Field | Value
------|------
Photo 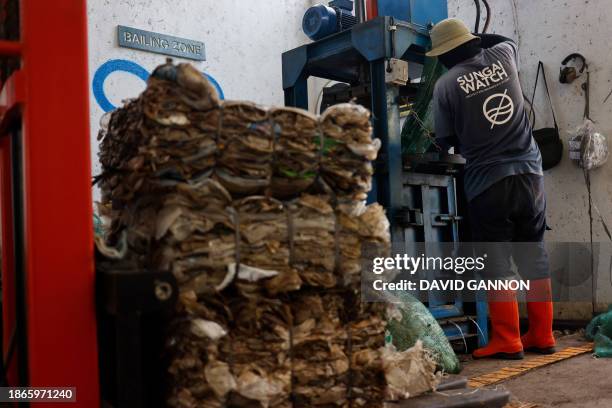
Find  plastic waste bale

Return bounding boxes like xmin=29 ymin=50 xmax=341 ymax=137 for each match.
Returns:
xmin=586 ymin=305 xmax=612 ymax=358
xmin=385 ymin=291 xmax=462 ymax=374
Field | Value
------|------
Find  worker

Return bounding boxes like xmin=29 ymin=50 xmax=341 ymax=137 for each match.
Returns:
xmin=427 ymin=18 xmax=555 ymax=359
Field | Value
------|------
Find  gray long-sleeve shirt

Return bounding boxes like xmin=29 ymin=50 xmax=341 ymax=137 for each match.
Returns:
xmin=433 ymin=41 xmax=543 ymax=201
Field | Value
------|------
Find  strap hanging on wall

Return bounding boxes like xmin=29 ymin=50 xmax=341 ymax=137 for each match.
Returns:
xmin=530 ymin=61 xmax=563 ymax=170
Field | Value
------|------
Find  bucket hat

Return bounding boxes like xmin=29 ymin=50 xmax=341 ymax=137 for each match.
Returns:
xmin=426 ymin=18 xmax=479 ymax=57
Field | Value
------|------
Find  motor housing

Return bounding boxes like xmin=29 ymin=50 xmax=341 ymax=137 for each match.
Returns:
xmin=303 ymin=1 xmax=358 ymax=41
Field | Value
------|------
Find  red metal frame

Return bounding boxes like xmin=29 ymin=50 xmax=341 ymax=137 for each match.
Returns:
xmin=0 ymin=1 xmax=99 ymax=407
xmin=366 ymin=0 xmax=378 ymax=20
xmin=0 ymin=40 xmax=21 ymax=56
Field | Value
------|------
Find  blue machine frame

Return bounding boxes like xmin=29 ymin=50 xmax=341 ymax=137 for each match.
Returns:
xmin=283 ymin=16 xmax=428 ymax=222
xmin=377 ymin=0 xmax=448 ymax=26
xmin=282 ymin=10 xmax=488 ymax=348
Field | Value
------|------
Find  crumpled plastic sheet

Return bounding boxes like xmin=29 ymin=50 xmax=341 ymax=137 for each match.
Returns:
xmin=586 ymin=305 xmax=612 ymax=358
xmin=382 ymin=341 xmax=441 ymax=400
xmin=96 ymin=60 xmax=435 ymax=407
xmin=568 ymin=119 xmax=609 ymax=170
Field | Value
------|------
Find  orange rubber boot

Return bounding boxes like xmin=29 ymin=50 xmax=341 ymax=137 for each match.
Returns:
xmin=521 ymin=278 xmax=556 ymax=354
xmin=473 ymin=290 xmax=524 ymax=360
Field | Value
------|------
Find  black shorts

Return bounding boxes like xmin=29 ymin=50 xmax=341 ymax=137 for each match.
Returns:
xmin=468 ymin=173 xmax=550 ymax=280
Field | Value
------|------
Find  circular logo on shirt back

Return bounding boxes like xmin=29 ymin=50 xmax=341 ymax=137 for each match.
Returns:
xmin=483 ymin=89 xmax=514 ymax=129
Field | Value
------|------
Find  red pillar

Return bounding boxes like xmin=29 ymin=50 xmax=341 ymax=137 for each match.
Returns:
xmin=17 ymin=0 xmax=99 ymax=406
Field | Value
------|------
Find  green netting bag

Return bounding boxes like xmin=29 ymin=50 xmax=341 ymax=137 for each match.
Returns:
xmin=385 ymin=291 xmax=462 ymax=374
xmin=586 ymin=305 xmax=612 ymax=358
xmin=401 ymin=58 xmax=446 ymax=155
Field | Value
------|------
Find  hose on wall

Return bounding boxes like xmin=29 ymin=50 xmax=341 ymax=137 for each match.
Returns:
xmin=473 ymin=0 xmax=481 ymax=32
xmin=481 ymin=0 xmax=491 ymax=33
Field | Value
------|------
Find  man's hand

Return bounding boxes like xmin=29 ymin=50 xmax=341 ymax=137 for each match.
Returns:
xmin=435 ymin=134 xmax=460 ymax=153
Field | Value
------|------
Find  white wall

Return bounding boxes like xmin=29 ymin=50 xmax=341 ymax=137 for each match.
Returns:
xmin=514 ymin=0 xmax=612 ymax=244
xmin=450 ymin=0 xmax=612 ymax=246
xmin=514 ymin=0 xmax=612 ymax=317
xmin=451 ymin=0 xmax=612 ymax=317
xmin=448 ymin=0 xmax=518 ymax=39
xmin=87 ymin=0 xmax=315 ymax=197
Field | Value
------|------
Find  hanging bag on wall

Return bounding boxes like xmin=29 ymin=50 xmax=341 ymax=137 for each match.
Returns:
xmin=530 ymin=61 xmax=563 ymax=170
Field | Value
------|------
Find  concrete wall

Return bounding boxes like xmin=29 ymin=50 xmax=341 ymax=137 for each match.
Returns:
xmin=450 ymin=0 xmax=612 ymax=317
xmin=514 ymin=0 xmax=612 ymax=317
xmin=448 ymin=0 xmax=518 ymax=39
xmin=87 ymin=0 xmax=315 ymax=197
xmin=515 ymin=0 xmax=612 ymax=244
xmin=450 ymin=0 xmax=611 ymax=245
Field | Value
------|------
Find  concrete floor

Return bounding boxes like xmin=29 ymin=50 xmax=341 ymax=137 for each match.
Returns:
xmin=458 ymin=333 xmax=612 ymax=408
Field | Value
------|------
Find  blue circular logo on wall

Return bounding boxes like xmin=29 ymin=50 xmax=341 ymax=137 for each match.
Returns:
xmin=92 ymin=59 xmax=224 ymax=112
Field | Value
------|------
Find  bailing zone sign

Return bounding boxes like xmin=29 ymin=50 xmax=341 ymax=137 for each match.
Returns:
xmin=117 ymin=25 xmax=205 ymax=61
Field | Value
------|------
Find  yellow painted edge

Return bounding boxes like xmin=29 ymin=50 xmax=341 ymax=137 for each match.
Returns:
xmin=469 ymin=343 xmax=594 ymax=388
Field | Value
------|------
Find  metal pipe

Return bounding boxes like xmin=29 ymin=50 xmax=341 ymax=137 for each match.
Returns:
xmin=354 ymin=0 xmax=366 ymax=23
xmin=473 ymin=0 xmax=481 ymax=33
xmin=0 ymin=40 xmax=21 ymax=57
xmin=481 ymin=0 xmax=491 ymax=33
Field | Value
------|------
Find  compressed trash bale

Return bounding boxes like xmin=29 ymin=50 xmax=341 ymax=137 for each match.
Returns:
xmin=140 ymin=64 xmax=220 ymax=181
xmin=153 ymin=179 xmax=236 ymax=295
xmin=98 ymin=62 xmax=381 ymax=204
xmin=269 ymin=107 xmax=320 ymax=198
xmin=95 ymin=60 xmax=432 ymax=408
xmin=234 ymin=196 xmax=302 ymax=297
xmin=344 ymin=300 xmax=387 ymax=408
xmin=291 ymin=293 xmax=350 ymax=407
xmin=348 ymin=326 xmax=386 ymax=407
xmin=337 ymin=203 xmax=390 ymax=287
xmin=221 ymin=297 xmax=293 ymax=408
xmin=98 ymin=61 xmax=220 ymax=205
xmin=349 ymin=348 xmax=385 ymax=408
xmin=166 ymin=291 xmax=233 ymax=408
xmin=289 ymin=195 xmax=338 ymax=289
xmin=146 ymin=59 xmax=221 ymax=115
xmin=215 ymin=101 xmax=274 ymax=195
xmin=319 ymin=104 xmax=380 ymax=201
xmin=98 ymin=98 xmax=156 ymax=205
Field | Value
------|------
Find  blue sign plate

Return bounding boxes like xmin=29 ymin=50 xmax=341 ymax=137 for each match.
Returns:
xmin=117 ymin=25 xmax=205 ymax=61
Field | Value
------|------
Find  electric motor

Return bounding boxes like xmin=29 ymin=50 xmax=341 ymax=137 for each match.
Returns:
xmin=303 ymin=1 xmax=358 ymax=41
